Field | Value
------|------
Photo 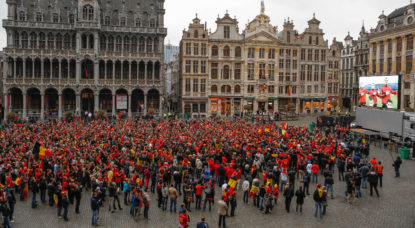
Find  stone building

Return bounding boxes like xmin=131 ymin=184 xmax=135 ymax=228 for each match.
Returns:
xmin=341 ymin=33 xmax=357 ymax=109
xmin=2 ymin=0 xmax=167 ymax=120
xmin=369 ymin=2 xmax=415 ymax=110
xmin=327 ymin=38 xmax=342 ymax=111
xmin=180 ymin=2 xmax=338 ymax=118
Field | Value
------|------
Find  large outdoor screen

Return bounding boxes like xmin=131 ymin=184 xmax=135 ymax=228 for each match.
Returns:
xmin=358 ymin=75 xmax=400 ymax=109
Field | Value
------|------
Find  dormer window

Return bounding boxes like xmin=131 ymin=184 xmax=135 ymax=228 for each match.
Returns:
xmin=19 ymin=11 xmax=26 ymax=21
xmin=120 ymin=17 xmax=126 ymax=26
xmin=150 ymin=19 xmax=155 ymax=28
xmin=36 ymin=12 xmax=42 ymax=22
xmin=53 ymin=13 xmax=59 ymax=23
xmin=69 ymin=14 xmax=75 ymax=24
xmin=104 ymin=16 xmax=110 ymax=26
xmin=83 ymin=5 xmax=94 ymax=21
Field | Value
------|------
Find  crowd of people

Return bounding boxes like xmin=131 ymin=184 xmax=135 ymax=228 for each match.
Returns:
xmin=0 ymin=117 xmax=403 ymax=228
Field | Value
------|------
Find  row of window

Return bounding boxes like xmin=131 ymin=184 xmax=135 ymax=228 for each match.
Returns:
xmin=184 ymin=43 xmax=207 ymax=56
xmin=184 ymin=78 xmax=207 ymax=94
xmin=14 ymin=32 xmax=75 ymax=49
xmin=99 ymin=36 xmax=159 ymax=53
xmin=300 ymin=65 xmax=326 ymax=81
xmin=372 ymin=34 xmax=414 ymax=55
xmin=342 ymin=58 xmax=354 ymax=70
xmin=18 ymin=11 xmax=74 ymax=24
xmin=278 ymin=59 xmax=298 ymax=69
xmin=184 ymin=60 xmax=208 ymax=74
xmin=372 ymin=56 xmax=413 ymax=74
xmin=328 ymin=61 xmax=339 ymax=69
xmin=300 ymin=49 xmax=327 ymax=61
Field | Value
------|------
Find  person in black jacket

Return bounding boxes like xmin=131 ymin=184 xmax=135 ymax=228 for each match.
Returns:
xmin=47 ymin=179 xmax=56 ymax=207
xmin=295 ymin=186 xmax=305 ymax=213
xmin=368 ymin=168 xmax=379 ymax=197
xmin=392 ymin=156 xmax=402 ymax=177
xmin=62 ymin=191 xmax=69 ymax=221
xmin=313 ymin=184 xmax=323 ymax=218
xmin=30 ymin=176 xmax=39 ymax=209
xmin=283 ymin=183 xmax=294 ymax=213
xmin=91 ymin=192 xmax=100 ymax=226
xmin=39 ymin=176 xmax=47 ymax=203
xmin=74 ymin=184 xmax=82 ymax=214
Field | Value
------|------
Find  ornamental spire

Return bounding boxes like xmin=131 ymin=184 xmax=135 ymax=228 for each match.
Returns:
xmin=261 ymin=0 xmax=265 ymax=14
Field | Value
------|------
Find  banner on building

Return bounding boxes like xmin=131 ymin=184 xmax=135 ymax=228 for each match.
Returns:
xmin=116 ymin=94 xmax=128 ymax=110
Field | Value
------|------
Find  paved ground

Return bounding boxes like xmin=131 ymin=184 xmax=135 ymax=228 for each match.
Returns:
xmin=10 ymin=117 xmax=415 ymax=228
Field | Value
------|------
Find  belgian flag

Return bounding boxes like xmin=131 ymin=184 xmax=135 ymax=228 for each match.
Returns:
xmin=32 ymin=142 xmax=46 ymax=160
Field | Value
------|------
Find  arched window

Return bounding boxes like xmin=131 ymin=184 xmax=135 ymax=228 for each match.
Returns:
xmin=115 ymin=36 xmax=122 ymax=52
xmin=14 ymin=32 xmax=19 ymax=48
xmin=47 ymin=33 xmax=54 ymax=49
xmin=309 ymin=36 xmax=312 ymax=45
xmin=100 ymin=36 xmax=106 ymax=51
xmin=21 ymin=32 xmax=28 ymax=48
xmin=139 ymin=37 xmax=145 ymax=52
xmin=124 ymin=36 xmax=130 ymax=52
xmin=223 ymin=46 xmax=230 ymax=57
xmin=212 ymin=45 xmax=218 ymax=56
xmin=39 ymin=33 xmax=45 ymax=49
xmin=136 ymin=18 xmax=141 ymax=27
xmin=89 ymin=34 xmax=94 ymax=49
xmin=120 ymin=17 xmax=126 ymax=26
xmin=223 ymin=65 xmax=230 ymax=79
xmin=104 ymin=16 xmax=110 ymax=25
xmin=19 ymin=11 xmax=26 ymax=21
xmin=83 ymin=5 xmax=94 ymax=21
xmin=235 ymin=85 xmax=241 ymax=93
xmin=56 ymin=33 xmax=62 ymax=49
xmin=64 ymin=33 xmax=71 ymax=49
xmin=30 ymin=32 xmax=37 ymax=49
xmin=150 ymin=19 xmax=155 ymax=28
xmin=235 ymin=46 xmax=241 ymax=58
xmin=194 ymin=30 xmax=198 ymax=38
xmin=131 ymin=36 xmax=137 ymax=52
xmin=108 ymin=36 xmax=114 ymax=51
xmin=147 ymin=38 xmax=153 ymax=53
xmin=211 ymin=85 xmax=218 ymax=93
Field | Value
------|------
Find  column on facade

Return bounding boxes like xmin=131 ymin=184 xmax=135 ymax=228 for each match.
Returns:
xmin=144 ymin=93 xmax=148 ymax=115
xmin=94 ymin=60 xmax=99 ymax=84
xmin=402 ymin=36 xmax=407 ymax=73
xmin=32 ymin=60 xmax=35 ymax=78
xmin=112 ymin=62 xmax=115 ymax=83
xmin=13 ymin=60 xmax=16 ymax=79
xmin=104 ymin=60 xmax=107 ymax=80
xmin=76 ymin=61 xmax=81 ymax=83
xmin=128 ymin=92 xmax=132 ymax=118
xmin=121 ymin=61 xmax=124 ymax=80
xmin=58 ymin=92 xmax=62 ymax=119
xmin=392 ymin=38 xmax=397 ymax=73
xmin=22 ymin=92 xmax=27 ymax=119
xmin=159 ymin=94 xmax=163 ymax=116
xmin=128 ymin=62 xmax=132 ymax=81
xmin=23 ymin=59 xmax=26 ymax=78
xmin=375 ymin=41 xmax=380 ymax=74
xmin=58 ymin=59 xmax=62 ymax=79
xmin=40 ymin=59 xmax=44 ymax=80
xmin=275 ymin=99 xmax=279 ymax=113
xmin=40 ymin=92 xmax=45 ymax=120
xmin=112 ymin=92 xmax=116 ymax=116
xmin=253 ymin=101 xmax=258 ymax=114
xmin=50 ymin=60 xmax=53 ymax=78
xmin=76 ymin=92 xmax=81 ymax=115
xmin=296 ymin=98 xmax=300 ymax=114
xmin=310 ymin=99 xmax=314 ymax=114
xmin=94 ymin=91 xmax=99 ymax=115
xmin=144 ymin=62 xmax=147 ymax=84
xmin=383 ymin=41 xmax=388 ymax=74
xmin=3 ymin=93 xmax=8 ymax=118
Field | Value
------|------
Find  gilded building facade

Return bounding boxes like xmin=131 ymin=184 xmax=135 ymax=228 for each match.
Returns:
xmin=3 ymin=0 xmax=167 ymax=120
xmin=180 ymin=2 xmax=339 ymax=117
xmin=369 ymin=3 xmax=415 ymax=110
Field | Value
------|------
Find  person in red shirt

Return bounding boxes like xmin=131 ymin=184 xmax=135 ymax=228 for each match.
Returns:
xmin=359 ymin=87 xmax=369 ymax=106
xmin=376 ymin=161 xmax=384 ymax=188
xmin=370 ymin=157 xmax=377 ymax=167
xmin=179 ymin=205 xmax=190 ymax=228
xmin=311 ymin=163 xmax=320 ymax=183
xmin=194 ymin=182 xmax=205 ymax=210
xmin=369 ymin=83 xmax=379 ymax=107
xmin=380 ymin=78 xmax=397 ymax=108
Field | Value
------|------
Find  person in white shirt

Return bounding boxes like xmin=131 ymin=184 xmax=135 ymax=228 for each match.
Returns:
xmin=242 ymin=179 xmax=250 ymax=204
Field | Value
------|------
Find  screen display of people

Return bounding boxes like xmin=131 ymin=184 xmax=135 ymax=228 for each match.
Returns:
xmin=358 ymin=75 xmax=400 ymax=109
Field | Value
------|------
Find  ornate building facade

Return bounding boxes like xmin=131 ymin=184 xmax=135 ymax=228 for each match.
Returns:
xmin=3 ymin=0 xmax=167 ymax=120
xmin=369 ymin=3 xmax=415 ymax=110
xmin=341 ymin=33 xmax=357 ymax=109
xmin=180 ymin=2 xmax=339 ymax=117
